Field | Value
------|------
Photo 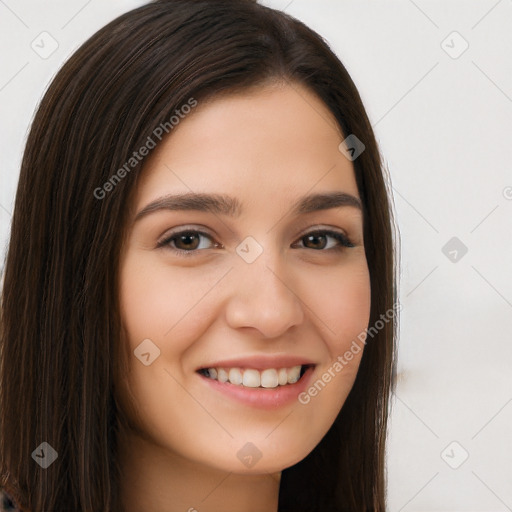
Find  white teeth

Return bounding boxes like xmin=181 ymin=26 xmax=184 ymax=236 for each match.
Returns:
xmin=201 ymin=364 xmax=305 ymax=388
xmin=287 ymin=365 xmax=301 ymax=384
xmin=260 ymin=369 xmax=278 ymax=388
xmin=242 ymin=369 xmax=260 ymax=388
xmin=228 ymin=368 xmax=243 ymax=385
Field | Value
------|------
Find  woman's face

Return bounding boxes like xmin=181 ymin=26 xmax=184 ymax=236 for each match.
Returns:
xmin=116 ymin=82 xmax=371 ymax=475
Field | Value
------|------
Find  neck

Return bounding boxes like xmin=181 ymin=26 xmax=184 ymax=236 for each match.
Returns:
xmin=117 ymin=426 xmax=281 ymax=512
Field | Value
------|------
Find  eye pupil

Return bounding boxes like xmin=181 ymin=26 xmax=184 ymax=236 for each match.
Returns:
xmin=177 ymin=233 xmax=200 ymax=250
xmin=304 ymin=234 xmax=326 ymax=249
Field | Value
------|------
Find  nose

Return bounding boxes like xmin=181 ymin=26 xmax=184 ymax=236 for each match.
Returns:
xmin=224 ymin=248 xmax=305 ymax=338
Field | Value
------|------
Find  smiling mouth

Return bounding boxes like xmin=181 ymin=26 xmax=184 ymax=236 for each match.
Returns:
xmin=197 ymin=364 xmax=313 ymax=389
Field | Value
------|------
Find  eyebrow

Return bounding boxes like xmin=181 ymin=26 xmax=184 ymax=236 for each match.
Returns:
xmin=134 ymin=191 xmax=362 ymax=222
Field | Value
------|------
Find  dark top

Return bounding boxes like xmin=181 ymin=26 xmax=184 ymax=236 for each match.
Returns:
xmin=0 ymin=489 xmax=21 ymax=512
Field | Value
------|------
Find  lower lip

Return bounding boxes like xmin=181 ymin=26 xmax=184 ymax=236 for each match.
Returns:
xmin=197 ymin=366 xmax=315 ymax=410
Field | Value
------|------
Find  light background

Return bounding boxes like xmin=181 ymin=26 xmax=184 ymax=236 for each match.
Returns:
xmin=1 ymin=1 xmax=511 ymax=510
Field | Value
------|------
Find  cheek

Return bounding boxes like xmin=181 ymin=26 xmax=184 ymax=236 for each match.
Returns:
xmin=116 ymin=253 xmax=221 ymax=431
xmin=118 ymin=253 xmax=219 ymax=349
xmin=301 ymin=257 xmax=371 ymax=356
xmin=291 ymin=261 xmax=370 ymax=443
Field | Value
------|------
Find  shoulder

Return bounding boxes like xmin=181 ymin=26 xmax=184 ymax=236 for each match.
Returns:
xmin=0 ymin=489 xmax=21 ymax=512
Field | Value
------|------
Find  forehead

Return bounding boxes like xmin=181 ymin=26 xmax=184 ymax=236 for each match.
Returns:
xmin=132 ymin=83 xmax=359 ymax=214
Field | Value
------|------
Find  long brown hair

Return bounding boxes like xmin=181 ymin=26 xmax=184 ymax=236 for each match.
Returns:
xmin=0 ymin=1 xmax=398 ymax=510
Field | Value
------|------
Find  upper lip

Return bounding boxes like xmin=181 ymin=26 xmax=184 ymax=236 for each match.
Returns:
xmin=196 ymin=355 xmax=316 ymax=372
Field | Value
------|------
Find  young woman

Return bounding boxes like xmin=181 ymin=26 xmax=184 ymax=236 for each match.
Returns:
xmin=0 ymin=0 xmax=398 ymax=510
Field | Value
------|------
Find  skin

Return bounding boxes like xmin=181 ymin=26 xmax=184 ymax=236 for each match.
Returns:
xmin=115 ymin=81 xmax=371 ymax=512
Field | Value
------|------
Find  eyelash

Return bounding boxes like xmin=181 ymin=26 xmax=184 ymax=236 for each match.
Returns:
xmin=156 ymin=227 xmax=355 ymax=257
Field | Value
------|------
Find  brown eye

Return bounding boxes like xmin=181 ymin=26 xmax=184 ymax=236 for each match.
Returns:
xmin=295 ymin=230 xmax=355 ymax=251
xmin=303 ymin=233 xmax=328 ymax=250
xmin=157 ymin=229 xmax=218 ymax=255
xmin=174 ymin=232 xmax=201 ymax=250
